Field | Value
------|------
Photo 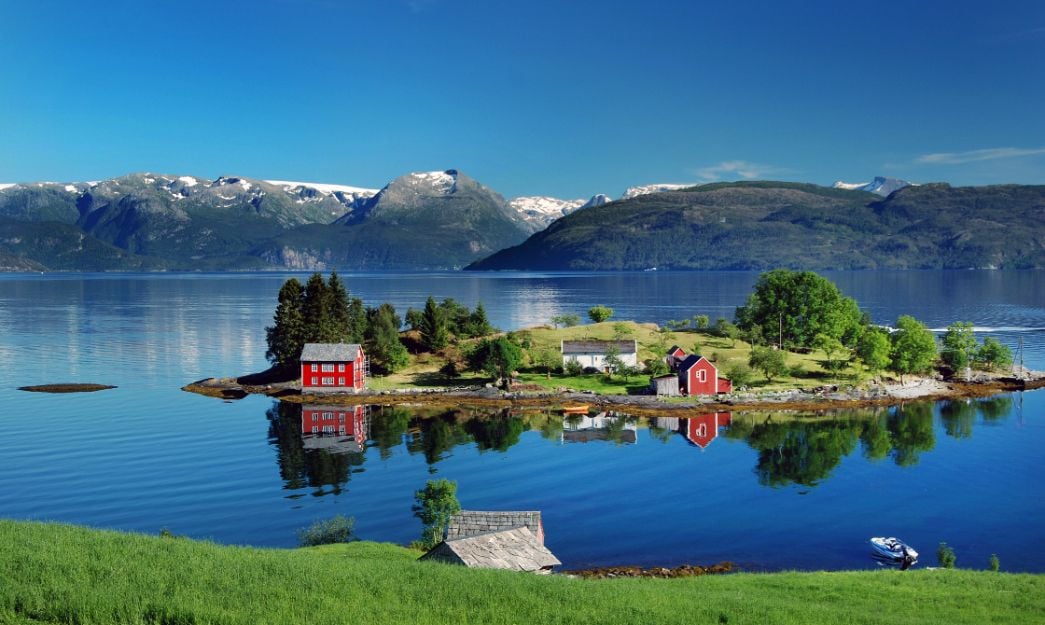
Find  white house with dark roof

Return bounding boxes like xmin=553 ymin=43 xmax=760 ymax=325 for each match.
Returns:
xmin=300 ymin=343 xmax=367 ymax=393
xmin=561 ymin=339 xmax=638 ymax=372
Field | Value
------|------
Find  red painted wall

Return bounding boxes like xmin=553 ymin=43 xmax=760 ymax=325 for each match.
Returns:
xmin=300 ymin=349 xmax=366 ymax=390
xmin=680 ymin=357 xmax=721 ymax=395
xmin=301 ymin=405 xmax=366 ymax=436
xmin=682 ymin=412 xmax=733 ymax=449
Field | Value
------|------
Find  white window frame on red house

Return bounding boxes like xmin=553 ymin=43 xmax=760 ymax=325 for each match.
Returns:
xmin=338 ymin=377 xmax=345 ymax=386
xmin=698 ymin=369 xmax=707 ymax=383
xmin=321 ymin=363 xmax=335 ymax=373
xmin=322 ymin=376 xmax=334 ymax=385
xmin=310 ymin=376 xmax=318 ymax=385
xmin=311 ymin=364 xmax=318 ymax=372
xmin=338 ymin=363 xmax=345 ymax=372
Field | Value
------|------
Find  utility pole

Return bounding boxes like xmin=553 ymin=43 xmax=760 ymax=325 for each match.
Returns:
xmin=778 ymin=311 xmax=783 ymax=350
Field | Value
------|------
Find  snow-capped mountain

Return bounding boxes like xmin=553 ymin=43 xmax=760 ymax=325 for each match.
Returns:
xmin=509 ymin=196 xmax=587 ymax=229
xmin=580 ymin=194 xmax=612 ymax=209
xmin=832 ymin=176 xmax=911 ymax=197
xmin=620 ymin=183 xmax=694 ymax=200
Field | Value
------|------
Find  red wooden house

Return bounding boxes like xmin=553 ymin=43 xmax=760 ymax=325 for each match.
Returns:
xmin=665 ymin=345 xmax=687 ymax=372
xmin=681 ymin=412 xmax=733 ymax=449
xmin=677 ymin=354 xmax=732 ymax=395
xmin=300 ymin=343 xmax=367 ymax=393
xmin=301 ymin=404 xmax=368 ymax=453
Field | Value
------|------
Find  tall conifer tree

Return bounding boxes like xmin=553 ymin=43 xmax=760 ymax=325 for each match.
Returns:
xmin=302 ymin=272 xmax=334 ymax=343
xmin=265 ymin=278 xmax=305 ymax=368
xmin=419 ymin=296 xmax=449 ymax=352
xmin=328 ymin=272 xmax=352 ymax=343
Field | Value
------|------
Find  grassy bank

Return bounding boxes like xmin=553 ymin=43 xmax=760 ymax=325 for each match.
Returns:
xmin=2 ymin=520 xmax=1042 ymax=625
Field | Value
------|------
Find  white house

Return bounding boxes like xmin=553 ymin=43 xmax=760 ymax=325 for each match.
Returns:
xmin=561 ymin=339 xmax=639 ymax=371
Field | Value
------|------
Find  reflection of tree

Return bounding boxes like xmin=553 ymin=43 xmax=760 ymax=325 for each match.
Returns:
xmin=368 ymin=407 xmax=411 ymax=460
xmin=859 ymin=413 xmax=892 ymax=461
xmin=977 ymin=396 xmax=1012 ymax=422
xmin=406 ymin=412 xmax=470 ymax=465
xmin=602 ymin=413 xmax=636 ymax=445
xmin=465 ymin=410 xmax=526 ymax=452
xmin=888 ymin=402 xmax=935 ymax=467
xmin=940 ymin=400 xmax=977 ymax=439
xmin=748 ymin=419 xmax=860 ymax=487
xmin=266 ymin=402 xmax=363 ymax=495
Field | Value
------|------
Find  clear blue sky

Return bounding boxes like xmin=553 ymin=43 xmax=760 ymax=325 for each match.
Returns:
xmin=1 ymin=0 xmax=1043 ymax=198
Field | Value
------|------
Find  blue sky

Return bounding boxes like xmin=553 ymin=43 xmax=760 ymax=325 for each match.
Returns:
xmin=1 ymin=0 xmax=1043 ymax=198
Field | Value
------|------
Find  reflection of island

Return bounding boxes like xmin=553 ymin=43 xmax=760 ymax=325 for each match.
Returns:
xmin=562 ymin=412 xmax=637 ymax=444
xmin=652 ymin=413 xmax=732 ymax=449
xmin=301 ymin=404 xmax=369 ymax=454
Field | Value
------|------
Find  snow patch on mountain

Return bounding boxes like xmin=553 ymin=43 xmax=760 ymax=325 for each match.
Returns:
xmin=509 ymin=196 xmax=587 ymax=216
xmin=0 ymin=184 xmax=17 ymax=191
xmin=620 ymin=183 xmax=693 ymax=200
xmin=409 ymin=170 xmax=458 ymax=193
xmin=178 ymin=176 xmax=198 ymax=187
xmin=832 ymin=176 xmax=912 ymax=197
xmin=580 ymin=194 xmax=612 ymax=209
xmin=266 ymin=180 xmax=379 ymax=197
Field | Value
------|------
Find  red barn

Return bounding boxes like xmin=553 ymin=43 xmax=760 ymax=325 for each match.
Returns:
xmin=681 ymin=412 xmax=733 ymax=449
xmin=300 ymin=343 xmax=367 ymax=393
xmin=666 ymin=345 xmax=687 ymax=372
xmin=677 ymin=354 xmax=732 ymax=395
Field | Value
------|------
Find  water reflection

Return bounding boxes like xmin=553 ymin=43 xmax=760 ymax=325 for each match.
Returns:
xmin=267 ymin=397 xmax=1014 ymax=495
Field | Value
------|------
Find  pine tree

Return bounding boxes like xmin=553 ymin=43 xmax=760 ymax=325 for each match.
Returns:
xmin=265 ymin=278 xmax=306 ymax=368
xmin=302 ymin=273 xmax=334 ymax=343
xmin=347 ymin=297 xmax=367 ymax=344
xmin=327 ymin=272 xmax=352 ymax=343
xmin=419 ymin=296 xmax=449 ymax=352
xmin=465 ymin=301 xmax=493 ymax=337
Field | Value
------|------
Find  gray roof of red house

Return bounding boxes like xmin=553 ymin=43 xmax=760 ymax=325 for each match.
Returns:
xmin=561 ymin=339 xmax=637 ymax=355
xmin=446 ymin=510 xmax=543 ymax=541
xmin=420 ymin=526 xmax=560 ymax=572
xmin=300 ymin=343 xmax=362 ymax=362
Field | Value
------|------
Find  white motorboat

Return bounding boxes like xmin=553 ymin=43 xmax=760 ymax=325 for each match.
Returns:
xmin=870 ymin=537 xmax=918 ymax=564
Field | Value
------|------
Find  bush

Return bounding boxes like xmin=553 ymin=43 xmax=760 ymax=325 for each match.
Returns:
xmin=725 ymin=362 xmax=754 ymax=388
xmin=565 ymin=359 xmax=583 ymax=376
xmin=588 ymin=305 xmax=614 ymax=323
xmin=297 ymin=515 xmax=356 ymax=547
xmin=989 ymin=554 xmax=1000 ymax=572
xmin=937 ymin=542 xmax=957 ymax=568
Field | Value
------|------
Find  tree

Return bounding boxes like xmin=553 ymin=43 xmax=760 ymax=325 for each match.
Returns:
xmin=588 ymin=305 xmax=614 ymax=323
xmin=716 ymin=318 xmax=740 ymax=347
xmin=365 ymin=303 xmax=409 ymax=372
xmin=468 ymin=337 xmax=523 ymax=389
xmin=419 ymin=296 xmax=449 ymax=352
xmin=404 ymin=307 xmax=424 ymax=331
xmin=888 ymin=315 xmax=938 ymax=382
xmin=302 ymin=273 xmax=336 ymax=343
xmin=645 ymin=357 xmax=669 ymax=378
xmin=694 ymin=314 xmax=710 ymax=330
xmin=327 ymin=272 xmax=353 ymax=343
xmin=603 ymin=344 xmax=624 ymax=379
xmin=265 ymin=278 xmax=306 ymax=368
xmin=564 ymin=358 xmax=583 ymax=376
xmin=438 ymin=298 xmax=471 ymax=335
xmin=855 ymin=326 xmax=891 ymax=377
xmin=813 ymin=333 xmax=847 ymax=373
xmin=534 ymin=349 xmax=559 ymax=378
xmin=552 ymin=313 xmax=581 ymax=328
xmin=975 ymin=337 xmax=1012 ymax=371
xmin=464 ymin=301 xmax=493 ymax=337
xmin=941 ymin=321 xmax=977 ymax=371
xmin=749 ymin=346 xmax=787 ymax=382
xmin=412 ymin=478 xmax=461 ymax=549
xmin=735 ymin=269 xmax=863 ymax=349
xmin=726 ymin=362 xmax=754 ymax=388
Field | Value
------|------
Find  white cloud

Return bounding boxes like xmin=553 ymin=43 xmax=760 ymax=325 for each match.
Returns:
xmin=695 ymin=160 xmax=788 ymax=181
xmin=915 ymin=147 xmax=1045 ymax=165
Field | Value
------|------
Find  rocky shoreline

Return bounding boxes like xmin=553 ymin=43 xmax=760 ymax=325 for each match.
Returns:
xmin=182 ymin=368 xmax=1045 ymax=415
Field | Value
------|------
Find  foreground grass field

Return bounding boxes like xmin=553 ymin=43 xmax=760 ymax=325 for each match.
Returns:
xmin=2 ymin=520 xmax=1042 ymax=625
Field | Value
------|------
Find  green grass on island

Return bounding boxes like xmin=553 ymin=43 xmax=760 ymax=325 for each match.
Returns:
xmin=368 ymin=321 xmax=880 ymax=396
xmin=2 ymin=520 xmax=1042 ymax=625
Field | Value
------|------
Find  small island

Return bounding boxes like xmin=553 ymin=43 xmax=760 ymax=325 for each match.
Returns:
xmin=18 ymin=383 xmax=116 ymax=394
xmin=184 ymin=270 xmax=1043 ymax=413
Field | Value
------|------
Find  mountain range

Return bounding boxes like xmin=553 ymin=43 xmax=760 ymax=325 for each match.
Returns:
xmin=2 ymin=171 xmax=1041 ymax=272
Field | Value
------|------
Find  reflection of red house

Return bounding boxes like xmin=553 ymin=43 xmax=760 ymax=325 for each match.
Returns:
xmin=681 ymin=412 xmax=732 ymax=449
xmin=678 ymin=355 xmax=732 ymax=395
xmin=301 ymin=405 xmax=368 ymax=453
xmin=300 ymin=343 xmax=367 ymax=393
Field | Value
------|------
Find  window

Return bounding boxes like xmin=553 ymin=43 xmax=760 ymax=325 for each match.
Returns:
xmin=321 ymin=363 xmax=335 ymax=373
xmin=310 ymin=377 xmax=318 ymax=385
xmin=338 ymin=363 xmax=345 ymax=372
xmin=311 ymin=413 xmax=318 ymax=422
xmin=311 ymin=426 xmax=318 ymax=434
xmin=338 ymin=377 xmax=345 ymax=386
xmin=698 ymin=370 xmax=706 ymax=383
xmin=323 ymin=425 xmax=335 ymax=433
xmin=322 ymin=377 xmax=334 ymax=385
xmin=311 ymin=364 xmax=318 ymax=372
xmin=338 ymin=413 xmax=345 ymax=422
xmin=323 ymin=412 xmax=333 ymax=420
xmin=339 ymin=426 xmax=346 ymax=435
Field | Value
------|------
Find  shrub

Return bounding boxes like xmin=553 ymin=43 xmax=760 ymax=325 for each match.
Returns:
xmin=588 ymin=305 xmax=614 ymax=323
xmin=725 ymin=362 xmax=754 ymax=388
xmin=989 ymin=554 xmax=1000 ymax=572
xmin=937 ymin=542 xmax=957 ymax=568
xmin=565 ymin=358 xmax=583 ymax=376
xmin=297 ymin=515 xmax=356 ymax=547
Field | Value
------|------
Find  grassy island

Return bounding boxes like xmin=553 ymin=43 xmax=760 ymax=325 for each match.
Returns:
xmin=1 ymin=520 xmax=1042 ymax=625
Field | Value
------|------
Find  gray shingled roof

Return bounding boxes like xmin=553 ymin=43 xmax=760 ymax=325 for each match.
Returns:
xmin=300 ymin=343 xmax=362 ymax=362
xmin=446 ymin=510 xmax=542 ymax=541
xmin=420 ymin=526 xmax=560 ymax=572
xmin=561 ymin=339 xmax=637 ymax=355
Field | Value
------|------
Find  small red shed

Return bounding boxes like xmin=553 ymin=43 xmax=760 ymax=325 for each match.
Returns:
xmin=666 ymin=345 xmax=687 ymax=372
xmin=300 ymin=343 xmax=366 ymax=393
xmin=677 ymin=354 xmax=732 ymax=395
xmin=681 ymin=412 xmax=733 ymax=449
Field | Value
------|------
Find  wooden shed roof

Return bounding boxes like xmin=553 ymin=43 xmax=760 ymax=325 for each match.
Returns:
xmin=446 ymin=510 xmax=542 ymax=541
xmin=420 ymin=526 xmax=561 ymax=572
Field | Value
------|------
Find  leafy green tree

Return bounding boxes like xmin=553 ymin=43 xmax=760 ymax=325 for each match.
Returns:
xmin=552 ymin=313 xmax=581 ymax=328
xmin=749 ymin=346 xmax=787 ymax=382
xmin=735 ymin=269 xmax=863 ymax=349
xmin=941 ymin=321 xmax=977 ymax=371
xmin=645 ymin=357 xmax=669 ymax=378
xmin=725 ymin=362 xmax=754 ymax=388
xmin=265 ymin=278 xmax=306 ymax=368
xmin=534 ymin=348 xmax=559 ymax=378
xmin=464 ymin=301 xmax=494 ymax=337
xmin=588 ymin=305 xmax=614 ymax=323
xmin=366 ymin=303 xmax=409 ymax=372
xmin=742 ymin=323 xmax=766 ymax=347
xmin=404 ymin=307 xmax=424 ymax=331
xmin=412 ymin=478 xmax=461 ymax=549
xmin=419 ymin=296 xmax=449 ymax=352
xmin=715 ymin=318 xmax=740 ymax=346
xmin=975 ymin=337 xmax=1013 ymax=371
xmin=888 ymin=315 xmax=938 ymax=382
xmin=813 ymin=333 xmax=847 ymax=373
xmin=603 ymin=344 xmax=623 ymax=379
xmin=564 ymin=358 xmax=583 ymax=376
xmin=694 ymin=314 xmax=710 ymax=330
xmin=855 ymin=326 xmax=891 ymax=377
xmin=438 ymin=298 xmax=471 ymax=335
xmin=468 ymin=336 xmax=523 ymax=389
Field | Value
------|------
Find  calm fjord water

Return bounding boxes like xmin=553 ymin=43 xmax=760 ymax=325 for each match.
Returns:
xmin=0 ymin=270 xmax=1043 ymax=571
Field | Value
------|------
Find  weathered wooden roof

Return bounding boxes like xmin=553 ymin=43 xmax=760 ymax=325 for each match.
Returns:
xmin=561 ymin=339 xmax=637 ymax=355
xmin=421 ymin=526 xmax=561 ymax=572
xmin=300 ymin=343 xmax=362 ymax=362
xmin=447 ymin=510 xmax=542 ymax=541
